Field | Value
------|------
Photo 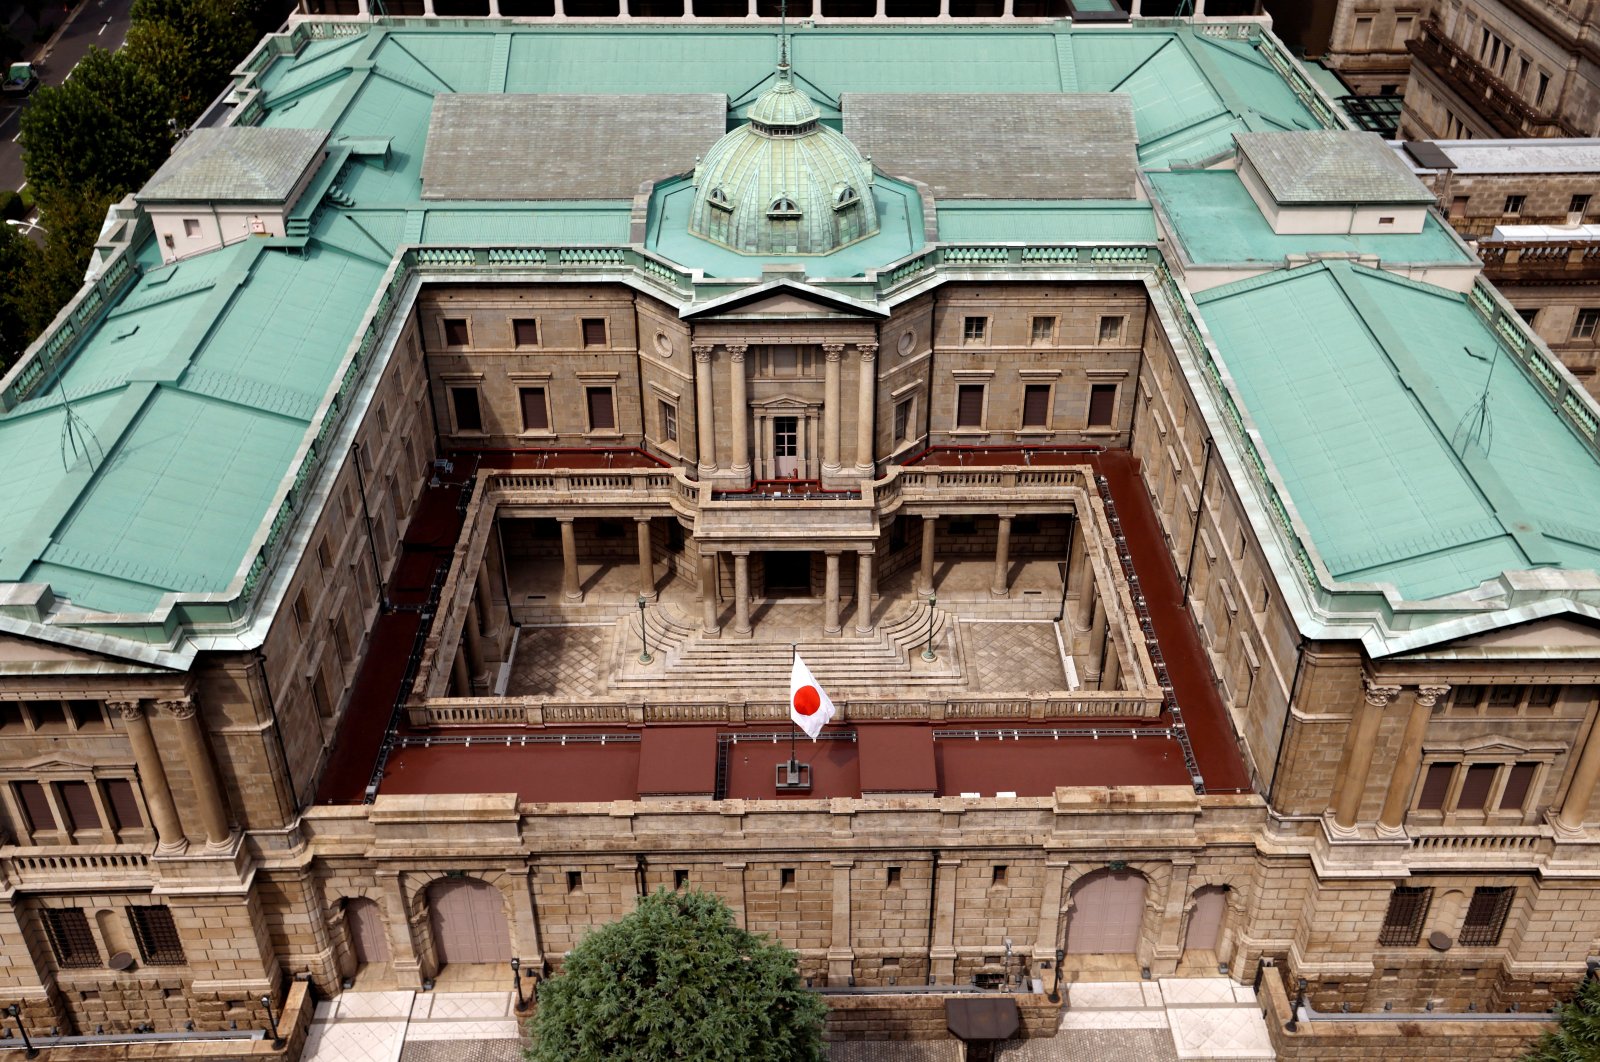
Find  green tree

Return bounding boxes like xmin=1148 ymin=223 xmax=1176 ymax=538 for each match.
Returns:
xmin=0 ymin=222 xmax=39 ymax=372
xmin=128 ymin=0 xmax=265 ymax=121
xmin=1524 ymin=977 xmax=1600 ymax=1062
xmin=527 ymin=889 xmax=828 ymax=1062
xmin=19 ymin=48 xmax=175 ymax=201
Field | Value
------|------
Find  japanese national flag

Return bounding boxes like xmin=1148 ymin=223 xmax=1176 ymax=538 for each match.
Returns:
xmin=789 ymin=653 xmax=836 ymax=740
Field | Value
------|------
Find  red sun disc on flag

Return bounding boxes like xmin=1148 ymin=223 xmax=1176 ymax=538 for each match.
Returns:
xmin=792 ymin=685 xmax=822 ymax=716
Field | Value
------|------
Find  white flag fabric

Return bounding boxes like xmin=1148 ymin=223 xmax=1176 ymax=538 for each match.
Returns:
xmin=789 ymin=654 xmax=836 ymax=740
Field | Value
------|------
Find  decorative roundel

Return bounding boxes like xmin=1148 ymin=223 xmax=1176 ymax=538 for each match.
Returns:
xmin=655 ymin=331 xmax=672 ymax=356
xmin=897 ymin=329 xmax=915 ymax=356
xmin=792 ymin=684 xmax=822 ymax=716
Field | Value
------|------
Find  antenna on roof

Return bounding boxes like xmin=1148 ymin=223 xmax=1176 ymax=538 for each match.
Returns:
xmin=58 ymin=392 xmax=104 ymax=473
xmin=1452 ymin=345 xmax=1498 ymax=458
xmin=778 ymin=0 xmax=790 ymax=80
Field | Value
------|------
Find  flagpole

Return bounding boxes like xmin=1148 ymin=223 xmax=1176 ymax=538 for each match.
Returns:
xmin=789 ymin=642 xmax=798 ymax=769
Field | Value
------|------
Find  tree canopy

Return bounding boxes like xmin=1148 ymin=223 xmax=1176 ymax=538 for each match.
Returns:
xmin=1524 ymin=977 xmax=1600 ymax=1062
xmin=526 ymin=889 xmax=828 ymax=1062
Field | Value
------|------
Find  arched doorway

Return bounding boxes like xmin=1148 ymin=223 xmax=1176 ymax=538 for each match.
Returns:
xmin=427 ymin=879 xmax=511 ymax=966
xmin=1065 ymin=869 xmax=1146 ymax=955
xmin=346 ymin=897 xmax=389 ymax=967
xmin=1183 ymin=885 xmax=1228 ymax=954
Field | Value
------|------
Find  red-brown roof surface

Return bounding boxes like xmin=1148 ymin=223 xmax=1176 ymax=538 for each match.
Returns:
xmin=637 ymin=727 xmax=719 ymax=797
xmin=859 ymin=725 xmax=937 ymax=793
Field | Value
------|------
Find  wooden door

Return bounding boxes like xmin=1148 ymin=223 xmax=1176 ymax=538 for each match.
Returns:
xmin=347 ymin=898 xmax=389 ymax=966
xmin=428 ymin=879 xmax=511 ymax=966
xmin=1183 ymin=886 xmax=1227 ymax=953
xmin=1064 ymin=869 xmax=1146 ymax=955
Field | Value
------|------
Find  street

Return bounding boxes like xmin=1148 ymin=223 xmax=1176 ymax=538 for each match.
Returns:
xmin=0 ymin=0 xmax=137 ymax=191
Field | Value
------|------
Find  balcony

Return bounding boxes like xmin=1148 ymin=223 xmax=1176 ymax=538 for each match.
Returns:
xmin=1407 ymin=19 xmax=1579 ymax=138
xmin=1478 ymin=240 xmax=1600 ymax=282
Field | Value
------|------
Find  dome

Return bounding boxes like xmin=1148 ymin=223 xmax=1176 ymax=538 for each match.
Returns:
xmin=689 ymin=73 xmax=879 ymax=256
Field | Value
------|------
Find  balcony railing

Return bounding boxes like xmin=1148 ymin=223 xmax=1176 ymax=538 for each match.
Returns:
xmin=1408 ymin=19 xmax=1579 ymax=138
xmin=1 ymin=846 xmax=154 ymax=889
xmin=1478 ymin=240 xmax=1600 ymax=281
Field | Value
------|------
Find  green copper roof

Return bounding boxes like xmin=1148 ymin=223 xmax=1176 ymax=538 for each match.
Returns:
xmin=1195 ymin=262 xmax=1600 ymax=600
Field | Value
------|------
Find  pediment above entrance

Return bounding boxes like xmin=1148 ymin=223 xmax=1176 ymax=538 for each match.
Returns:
xmin=682 ymin=278 xmax=888 ymax=320
xmin=1451 ymin=615 xmax=1600 ymax=652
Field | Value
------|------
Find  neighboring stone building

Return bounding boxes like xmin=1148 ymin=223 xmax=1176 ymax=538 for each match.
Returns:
xmin=3 ymin=14 xmax=1600 ymax=1062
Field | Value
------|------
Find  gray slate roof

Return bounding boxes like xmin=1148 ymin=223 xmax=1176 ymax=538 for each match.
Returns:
xmin=421 ymin=95 xmax=728 ymax=201
xmin=1236 ymin=130 xmax=1434 ymax=205
xmin=137 ymin=128 xmax=330 ymax=203
xmin=841 ymin=93 xmax=1138 ymax=200
xmin=1400 ymin=137 xmax=1600 ymax=175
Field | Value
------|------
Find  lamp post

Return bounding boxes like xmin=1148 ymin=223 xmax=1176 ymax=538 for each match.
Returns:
xmin=1048 ymin=947 xmax=1065 ymax=1003
xmin=921 ymin=594 xmax=938 ymax=662
xmin=4 ymin=1004 xmax=37 ymax=1060
xmin=637 ymin=594 xmax=653 ymax=665
xmin=511 ymin=958 xmax=528 ymax=1012
xmin=259 ymin=994 xmax=285 ymax=1049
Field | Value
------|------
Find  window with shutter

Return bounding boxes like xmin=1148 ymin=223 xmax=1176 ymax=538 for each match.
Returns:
xmin=519 ymin=388 xmax=548 ymax=432
xmin=512 ymin=318 xmax=539 ymax=347
xmin=658 ymin=400 xmax=677 ymax=443
xmin=442 ymin=318 xmax=469 ymax=346
xmin=1416 ymin=763 xmax=1453 ymax=810
xmin=1088 ymin=384 xmax=1117 ymax=426
xmin=1457 ymin=763 xmax=1497 ymax=809
xmin=587 ymin=388 xmax=616 ymax=431
xmin=1498 ymin=763 xmax=1537 ymax=810
xmin=105 ymin=780 xmax=143 ymax=832
xmin=1022 ymin=385 xmax=1050 ymax=428
xmin=582 ymin=318 xmax=607 ymax=346
xmin=1378 ymin=886 xmax=1431 ymax=946
xmin=59 ymin=781 xmax=99 ymax=832
xmin=16 ymin=781 xmax=56 ymax=833
xmin=1459 ymin=887 xmax=1512 ymax=946
xmin=956 ymin=385 xmax=984 ymax=428
xmin=894 ymin=399 xmax=911 ymax=442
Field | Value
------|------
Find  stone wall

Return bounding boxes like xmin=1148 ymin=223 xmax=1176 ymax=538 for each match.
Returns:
xmin=822 ymin=990 xmax=1060 ymax=1042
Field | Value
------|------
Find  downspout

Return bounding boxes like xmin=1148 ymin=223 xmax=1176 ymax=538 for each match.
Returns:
xmin=256 ymin=650 xmax=300 ymax=814
xmin=925 ymin=849 xmax=939 ymax=985
xmin=1266 ymin=637 xmax=1308 ymax=805
xmin=1180 ymin=437 xmax=1214 ymax=605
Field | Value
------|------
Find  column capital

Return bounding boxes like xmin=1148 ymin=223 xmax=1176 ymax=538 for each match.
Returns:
xmin=854 ymin=342 xmax=878 ymax=363
xmin=156 ymin=696 xmax=196 ymax=721
xmin=726 ymin=343 xmax=748 ymax=362
xmin=822 ymin=343 xmax=845 ymax=362
xmin=692 ymin=343 xmax=715 ymax=363
xmin=107 ymin=699 xmax=144 ymax=721
xmin=1362 ymin=678 xmax=1402 ymax=708
xmin=1414 ymin=684 xmax=1451 ymax=708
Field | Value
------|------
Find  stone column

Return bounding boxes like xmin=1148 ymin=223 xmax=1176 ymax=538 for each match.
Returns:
xmin=110 ymin=700 xmax=186 ymax=854
xmin=823 ymin=551 xmax=842 ymax=635
xmin=918 ymin=516 xmax=937 ymax=597
xmin=486 ymin=0 xmax=499 ymax=14
xmin=827 ymin=861 xmax=854 ymax=985
xmin=747 ymin=0 xmax=756 ymax=15
xmin=1559 ymin=705 xmax=1600 ymax=832
xmin=728 ymin=344 xmax=751 ymax=483
xmin=822 ymin=344 xmax=844 ymax=479
xmin=452 ymin=646 xmax=471 ymax=696
xmin=694 ymin=344 xmax=718 ymax=476
xmin=874 ymin=0 xmax=884 ymax=16
xmin=990 ymin=515 xmax=1012 ymax=597
xmin=1102 ymin=639 xmax=1122 ymax=691
xmin=1084 ymin=593 xmax=1106 ymax=686
xmin=421 ymin=0 xmax=434 ymax=13
xmin=476 ymin=561 xmax=497 ymax=638
xmin=854 ymin=551 xmax=875 ymax=635
xmin=1378 ymin=685 xmax=1449 ymax=834
xmin=928 ymin=857 xmax=960 ymax=983
xmin=462 ymin=601 xmax=486 ymax=682
xmin=733 ymin=552 xmax=752 ymax=637
xmin=700 ymin=551 xmax=721 ymax=637
xmin=1331 ymin=679 xmax=1400 ymax=831
xmin=558 ymin=517 xmax=582 ymax=602
xmin=854 ymin=343 xmax=877 ymax=478
xmin=635 ymin=518 xmax=655 ymax=600
xmin=157 ymin=696 xmax=232 ymax=850
xmin=938 ymin=0 xmax=948 ymax=16
xmin=551 ymin=0 xmax=563 ymax=17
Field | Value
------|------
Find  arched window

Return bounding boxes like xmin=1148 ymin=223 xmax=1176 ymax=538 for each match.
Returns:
xmin=768 ymin=195 xmax=801 ymax=217
xmin=709 ymin=185 xmax=733 ymax=212
xmin=836 ymin=186 xmax=859 ymax=207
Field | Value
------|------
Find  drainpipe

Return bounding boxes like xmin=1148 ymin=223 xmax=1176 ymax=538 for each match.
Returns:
xmin=1266 ymin=637 xmax=1308 ymax=806
xmin=925 ymin=849 xmax=939 ymax=985
xmin=351 ymin=441 xmax=390 ymax=613
xmin=1180 ymin=437 xmax=1213 ymax=605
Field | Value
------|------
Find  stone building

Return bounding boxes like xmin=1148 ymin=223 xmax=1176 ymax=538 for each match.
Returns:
xmin=0 ymin=13 xmax=1599 ymax=1061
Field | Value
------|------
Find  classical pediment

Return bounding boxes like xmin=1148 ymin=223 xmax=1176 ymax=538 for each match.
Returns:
xmin=1452 ymin=615 xmax=1600 ymax=652
xmin=682 ymin=279 xmax=887 ymax=320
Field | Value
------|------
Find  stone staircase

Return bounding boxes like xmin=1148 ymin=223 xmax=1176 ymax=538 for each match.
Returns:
xmin=607 ymin=600 xmax=965 ymax=691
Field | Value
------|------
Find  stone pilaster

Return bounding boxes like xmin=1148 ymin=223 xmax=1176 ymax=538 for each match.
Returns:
xmin=110 ymin=699 xmax=186 ymax=854
xmin=1331 ymin=678 xmax=1401 ymax=833
xmin=156 ymin=695 xmax=232 ymax=850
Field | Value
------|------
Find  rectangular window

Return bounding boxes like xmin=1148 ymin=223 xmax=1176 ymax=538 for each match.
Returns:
xmin=1518 ymin=308 xmax=1539 ymax=326
xmin=962 ymin=317 xmax=987 ymax=344
xmin=183 ymin=218 xmax=200 ymax=238
xmin=567 ymin=871 xmax=582 ymax=892
xmin=1503 ymin=195 xmax=1526 ymax=215
xmin=581 ymin=318 xmax=607 ymax=347
xmin=1575 ymin=309 xmax=1600 ymax=339
xmin=519 ymin=387 xmax=549 ymax=432
xmin=450 ymin=387 xmax=482 ymax=432
xmin=586 ymin=387 xmax=616 ymax=432
xmin=105 ymin=780 xmax=143 ymax=832
xmin=1518 ymin=57 xmax=1531 ymax=89
xmin=1459 ymin=887 xmax=1513 ymax=946
xmin=1353 ymin=16 xmax=1372 ymax=49
xmin=1021 ymin=385 xmax=1051 ymax=428
xmin=674 ymin=869 xmax=690 ymax=890
xmin=1499 ymin=762 xmax=1537 ymax=810
xmin=956 ymin=384 xmax=985 ymax=428
xmin=59 ymin=781 xmax=100 ymax=832
xmin=1030 ymin=316 xmax=1055 ymax=344
xmin=1572 ymin=195 xmax=1591 ymax=216
xmin=1378 ymin=886 xmax=1431 ymax=947
xmin=129 ymin=906 xmax=185 ymax=965
xmin=1458 ymin=763 xmax=1498 ymax=809
xmin=659 ymin=400 xmax=678 ymax=443
xmin=893 ymin=398 xmax=911 ymax=443
xmin=1417 ymin=763 xmax=1454 ymax=810
xmin=1098 ymin=316 xmax=1123 ymax=343
xmin=1087 ymin=384 xmax=1117 ymax=427
xmin=1526 ymin=686 xmax=1559 ymax=709
xmin=31 ymin=700 xmax=64 ymax=728
xmin=887 ymin=866 xmax=902 ymax=888
xmin=1537 ymin=72 xmax=1550 ymax=107
xmin=1392 ymin=15 xmax=1412 ymax=47
xmin=44 ymin=908 xmax=100 ymax=968
xmin=68 ymin=700 xmax=104 ymax=730
xmin=512 ymin=318 xmax=540 ymax=347
xmin=780 ymin=867 xmax=796 ymax=890
xmin=442 ymin=318 xmax=470 ymax=346
xmin=16 ymin=781 xmax=56 ymax=833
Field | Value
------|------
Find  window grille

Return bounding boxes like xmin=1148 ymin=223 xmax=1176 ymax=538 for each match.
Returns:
xmin=130 ymin=905 xmax=186 ymax=965
xmin=1460 ymin=887 xmax=1512 ymax=946
xmin=45 ymin=908 xmax=100 ymax=968
xmin=1378 ymin=886 xmax=1431 ymax=947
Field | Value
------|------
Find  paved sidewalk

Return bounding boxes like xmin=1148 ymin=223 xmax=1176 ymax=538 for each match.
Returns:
xmin=303 ymin=990 xmax=524 ymax=1062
